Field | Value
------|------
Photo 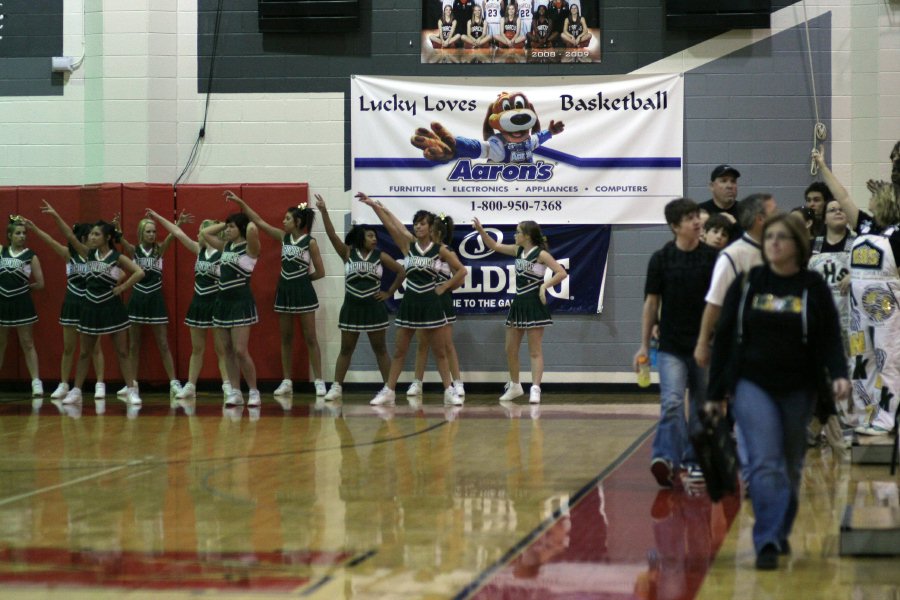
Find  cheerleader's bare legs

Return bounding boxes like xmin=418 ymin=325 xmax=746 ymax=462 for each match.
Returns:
xmin=0 ymin=325 xmax=40 ymax=383
xmin=411 ymin=327 xmax=462 ymax=390
xmin=129 ymin=323 xmax=178 ymax=385
xmin=279 ymin=312 xmax=323 ymax=383
xmin=60 ymin=325 xmax=104 ymax=394
xmin=388 ymin=326 xmax=453 ymax=391
xmin=505 ymin=327 xmax=546 ymax=386
xmin=335 ymin=329 xmax=390 ymax=385
xmin=217 ymin=325 xmax=257 ymax=394
xmin=187 ymin=326 xmax=228 ymax=388
xmin=74 ymin=329 xmax=133 ymax=398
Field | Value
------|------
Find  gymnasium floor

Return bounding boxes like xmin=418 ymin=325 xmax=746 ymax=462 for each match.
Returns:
xmin=0 ymin=389 xmax=897 ymax=599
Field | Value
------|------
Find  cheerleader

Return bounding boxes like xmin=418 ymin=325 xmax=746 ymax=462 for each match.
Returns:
xmin=200 ymin=208 xmax=260 ymax=407
xmin=144 ymin=209 xmax=230 ymax=400
xmin=224 ymin=190 xmax=327 ymax=397
xmin=0 ymin=217 xmax=44 ymax=396
xmin=472 ymin=218 xmax=567 ymax=403
xmin=315 ymin=194 xmax=406 ymax=400
xmin=40 ymin=202 xmax=145 ymax=406
xmin=23 ymin=218 xmax=106 ymax=400
xmin=406 ymin=215 xmax=465 ymax=399
xmin=560 ymin=2 xmax=590 ymax=47
xmin=357 ymin=193 xmax=466 ymax=406
xmin=117 ymin=214 xmax=187 ymax=398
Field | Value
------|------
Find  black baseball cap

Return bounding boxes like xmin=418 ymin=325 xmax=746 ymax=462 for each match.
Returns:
xmin=710 ymin=164 xmax=740 ymax=180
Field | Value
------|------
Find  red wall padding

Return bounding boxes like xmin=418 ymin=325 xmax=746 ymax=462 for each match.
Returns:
xmin=1 ymin=183 xmax=310 ymax=386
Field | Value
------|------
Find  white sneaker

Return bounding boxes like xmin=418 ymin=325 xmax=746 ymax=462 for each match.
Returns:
xmin=529 ymin=385 xmax=541 ymax=404
xmin=499 ymin=382 xmax=524 ymax=402
xmin=370 ymin=386 xmax=396 ymax=406
xmin=406 ymin=379 xmax=423 ymax=397
xmin=176 ymin=382 xmax=196 ymax=399
xmin=247 ymin=389 xmax=261 ymax=407
xmin=61 ymin=387 xmax=82 ymax=405
xmin=31 ymin=379 xmax=44 ymax=397
xmin=314 ymin=379 xmax=327 ymax=396
xmin=94 ymin=382 xmax=106 ymax=399
xmin=127 ymin=387 xmax=142 ymax=406
xmin=324 ymin=383 xmax=343 ymax=401
xmin=222 ymin=381 xmax=233 ymax=398
xmin=50 ymin=382 xmax=69 ymax=399
xmin=273 ymin=379 xmax=293 ymax=396
xmin=444 ymin=386 xmax=464 ymax=406
xmin=454 ymin=380 xmax=465 ymax=396
xmin=169 ymin=380 xmax=183 ymax=396
xmin=117 ymin=382 xmax=137 ymax=398
xmin=226 ymin=390 xmax=244 ymax=406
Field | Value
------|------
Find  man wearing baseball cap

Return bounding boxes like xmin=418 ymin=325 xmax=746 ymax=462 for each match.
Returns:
xmin=699 ymin=165 xmax=742 ymax=238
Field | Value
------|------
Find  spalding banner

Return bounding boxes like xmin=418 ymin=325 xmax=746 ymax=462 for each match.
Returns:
xmin=374 ymin=223 xmax=610 ymax=314
xmin=351 ymin=74 xmax=683 ymax=225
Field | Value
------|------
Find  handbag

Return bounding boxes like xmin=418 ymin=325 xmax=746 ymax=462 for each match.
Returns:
xmin=690 ymin=410 xmax=739 ymax=502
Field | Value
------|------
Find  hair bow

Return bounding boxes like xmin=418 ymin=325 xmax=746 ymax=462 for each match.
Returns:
xmin=298 ymin=202 xmax=308 ymax=211
xmin=9 ymin=215 xmax=25 ymax=224
xmin=438 ymin=212 xmax=446 ymax=220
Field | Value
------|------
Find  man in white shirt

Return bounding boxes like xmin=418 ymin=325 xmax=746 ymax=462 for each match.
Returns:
xmin=694 ymin=193 xmax=778 ymax=368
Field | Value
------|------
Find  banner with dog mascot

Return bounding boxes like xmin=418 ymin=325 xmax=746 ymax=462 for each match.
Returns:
xmin=351 ymin=74 xmax=683 ymax=225
xmin=420 ymin=0 xmax=602 ymax=64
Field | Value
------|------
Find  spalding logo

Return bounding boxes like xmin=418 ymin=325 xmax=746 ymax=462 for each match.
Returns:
xmin=459 ymin=229 xmax=503 ymax=260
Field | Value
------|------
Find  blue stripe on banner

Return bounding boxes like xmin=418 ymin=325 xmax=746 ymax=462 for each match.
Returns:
xmin=533 ymin=147 xmax=682 ymax=169
xmin=355 ymin=153 xmax=681 ymax=170
xmin=354 ymin=158 xmax=439 ymax=169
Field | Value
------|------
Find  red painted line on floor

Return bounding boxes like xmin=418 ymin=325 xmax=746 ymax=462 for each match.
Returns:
xmin=469 ymin=437 xmax=741 ymax=600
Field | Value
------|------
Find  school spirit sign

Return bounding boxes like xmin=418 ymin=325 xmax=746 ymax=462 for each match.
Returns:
xmin=351 ymin=74 xmax=683 ymax=225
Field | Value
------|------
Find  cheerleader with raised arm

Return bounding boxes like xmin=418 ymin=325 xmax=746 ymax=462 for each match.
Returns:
xmin=145 ymin=209 xmax=230 ymax=400
xmin=200 ymin=206 xmax=261 ymax=407
xmin=224 ymin=190 xmax=327 ymax=398
xmin=315 ymin=194 xmax=406 ymax=400
xmin=117 ymin=213 xmax=188 ymax=398
xmin=23 ymin=217 xmax=105 ymax=400
xmin=41 ymin=202 xmax=145 ymax=406
xmin=472 ymin=218 xmax=567 ymax=403
xmin=0 ymin=217 xmax=44 ymax=396
xmin=358 ymin=193 xmax=466 ymax=406
xmin=407 ymin=215 xmax=466 ymax=399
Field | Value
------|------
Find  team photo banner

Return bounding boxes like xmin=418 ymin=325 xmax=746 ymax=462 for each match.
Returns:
xmin=375 ymin=223 xmax=611 ymax=315
xmin=351 ymin=74 xmax=683 ymax=225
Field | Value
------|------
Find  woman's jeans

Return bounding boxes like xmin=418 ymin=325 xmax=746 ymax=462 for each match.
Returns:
xmin=731 ymin=378 xmax=814 ymax=553
xmin=652 ymin=351 xmax=707 ymax=470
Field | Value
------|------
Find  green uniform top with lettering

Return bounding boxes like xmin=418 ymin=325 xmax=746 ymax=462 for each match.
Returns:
xmin=60 ymin=254 xmax=88 ymax=325
xmin=0 ymin=246 xmax=38 ymax=326
xmin=127 ymin=244 xmax=168 ymax=324
xmin=395 ymin=241 xmax=447 ymax=329
xmin=213 ymin=240 xmax=258 ymax=327
xmin=78 ymin=248 xmax=130 ymax=334
xmin=185 ymin=247 xmax=222 ymax=328
xmin=275 ymin=232 xmax=319 ymax=313
xmin=506 ymin=245 xmax=552 ymax=329
xmin=339 ymin=247 xmax=389 ymax=332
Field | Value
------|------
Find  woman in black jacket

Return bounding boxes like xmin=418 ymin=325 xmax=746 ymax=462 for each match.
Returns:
xmin=708 ymin=213 xmax=850 ymax=570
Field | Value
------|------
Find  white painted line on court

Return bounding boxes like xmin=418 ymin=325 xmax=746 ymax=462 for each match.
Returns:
xmin=0 ymin=460 xmax=147 ymax=507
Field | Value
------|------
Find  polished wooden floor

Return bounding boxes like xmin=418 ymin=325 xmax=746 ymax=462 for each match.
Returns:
xmin=0 ymin=389 xmax=897 ymax=599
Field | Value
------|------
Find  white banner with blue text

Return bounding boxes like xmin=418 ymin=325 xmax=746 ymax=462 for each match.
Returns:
xmin=351 ymin=74 xmax=683 ymax=225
